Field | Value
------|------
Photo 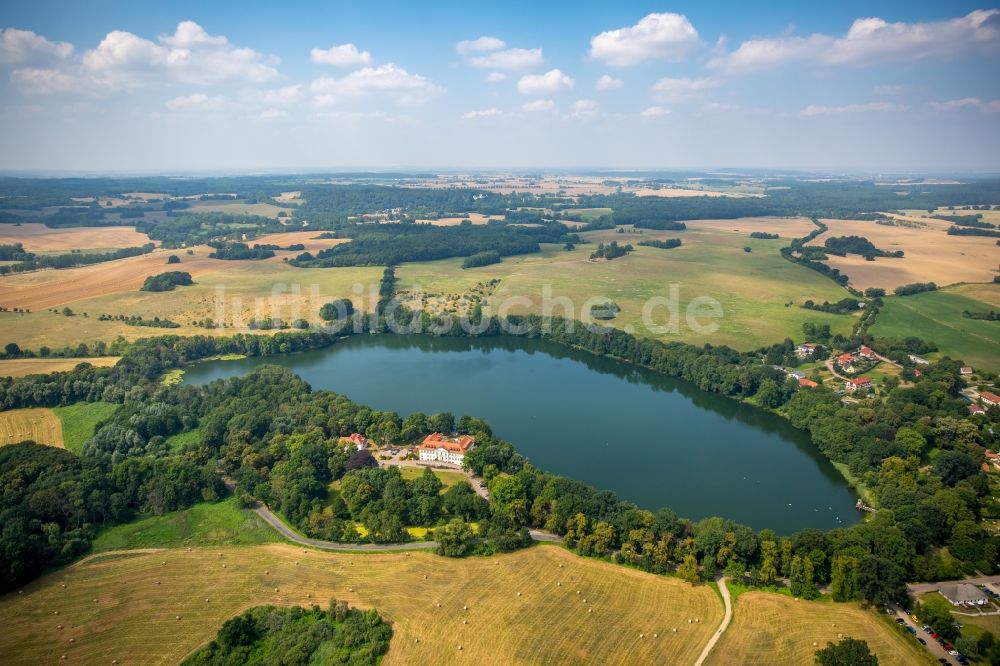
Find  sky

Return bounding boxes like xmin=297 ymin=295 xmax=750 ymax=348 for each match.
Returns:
xmin=0 ymin=1 xmax=998 ymax=173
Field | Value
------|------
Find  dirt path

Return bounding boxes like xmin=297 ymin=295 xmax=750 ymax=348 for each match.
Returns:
xmin=694 ymin=577 xmax=732 ymax=666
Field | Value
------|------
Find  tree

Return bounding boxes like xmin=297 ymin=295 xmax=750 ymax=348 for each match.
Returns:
xmin=857 ymin=555 xmax=908 ymax=606
xmin=830 ymin=554 xmax=859 ymax=602
xmin=893 ymin=427 xmax=926 ymax=458
xmin=346 ymin=448 xmax=377 ymax=471
xmin=166 ymin=254 xmax=181 ymax=264
xmin=677 ymin=553 xmax=699 ymax=584
xmin=319 ymin=298 xmax=354 ymax=321
xmin=814 ymin=637 xmax=879 ymax=666
xmin=759 ymin=540 xmax=778 ymax=587
xmin=435 ymin=518 xmax=474 ymax=557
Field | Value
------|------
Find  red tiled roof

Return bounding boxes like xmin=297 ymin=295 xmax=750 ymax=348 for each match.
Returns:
xmin=981 ymin=391 xmax=1000 ymax=404
xmin=837 ymin=353 xmax=855 ymax=364
xmin=847 ymin=377 xmax=871 ymax=386
xmin=418 ymin=432 xmax=475 ymax=453
xmin=799 ymin=378 xmax=819 ymax=388
xmin=339 ymin=433 xmax=368 ymax=446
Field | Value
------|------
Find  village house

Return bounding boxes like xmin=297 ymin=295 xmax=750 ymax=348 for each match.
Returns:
xmin=858 ymin=346 xmax=878 ymax=361
xmin=938 ymin=583 xmax=989 ymax=607
xmin=836 ymin=352 xmax=855 ymax=367
xmin=969 ymin=403 xmax=986 ymax=416
xmin=417 ymin=433 xmax=476 ymax=466
xmin=845 ymin=377 xmax=872 ymax=393
xmin=787 ymin=370 xmax=806 ymax=380
xmin=981 ymin=391 xmax=1000 ymax=407
xmin=795 ymin=343 xmax=818 ymax=358
xmin=339 ymin=433 xmax=369 ymax=450
xmin=799 ymin=378 xmax=819 ymax=388
xmin=985 ymin=450 xmax=1000 ymax=469
xmin=960 ymin=366 xmax=974 ymax=376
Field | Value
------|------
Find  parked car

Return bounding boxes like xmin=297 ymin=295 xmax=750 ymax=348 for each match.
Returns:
xmin=943 ymin=644 xmax=954 ymax=651
xmin=918 ymin=638 xmax=926 ymax=645
xmin=949 ymin=651 xmax=960 ymax=657
xmin=895 ymin=618 xmax=906 ymax=624
xmin=906 ymin=626 xmax=917 ymax=634
xmin=931 ymin=633 xmax=940 ymax=640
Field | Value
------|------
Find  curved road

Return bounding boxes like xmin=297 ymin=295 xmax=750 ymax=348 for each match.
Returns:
xmin=251 ymin=500 xmax=562 ymax=551
xmin=694 ymin=577 xmax=732 ymax=666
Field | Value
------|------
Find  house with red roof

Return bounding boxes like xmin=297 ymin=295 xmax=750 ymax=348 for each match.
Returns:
xmin=795 ymin=343 xmax=818 ymax=358
xmin=981 ymin=391 xmax=1000 ymax=407
xmin=836 ymin=352 xmax=856 ymax=366
xmin=858 ymin=346 xmax=878 ymax=361
xmin=417 ymin=433 xmax=476 ymax=465
xmin=339 ymin=433 xmax=369 ymax=450
xmin=845 ymin=377 xmax=872 ymax=393
xmin=969 ymin=403 xmax=986 ymax=416
xmin=799 ymin=378 xmax=819 ymax=388
xmin=960 ymin=366 xmax=974 ymax=376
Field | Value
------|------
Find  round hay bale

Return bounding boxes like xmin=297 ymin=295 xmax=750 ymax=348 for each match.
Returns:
xmin=436 ymin=603 xmax=441 ymax=608
xmin=306 ymin=593 xmax=311 ymax=598
xmin=583 ymin=599 xmax=587 ymax=603
xmin=558 ymin=564 xmax=563 ymax=568
xmin=161 ymin=561 xmax=166 ymax=565
xmin=576 ymin=590 xmax=580 ymax=595
xmin=458 ymin=645 xmax=463 ymax=651
xmin=517 ymin=592 xmax=521 ymax=597
xmin=264 ymin=570 xmax=269 ymax=575
xmin=175 ymin=615 xmax=181 ymax=620
xmin=54 ymin=611 xmax=59 ymax=615
xmin=640 ymin=633 xmax=644 ymax=638
xmin=653 ymin=633 xmax=658 ymax=638
xmin=423 ymin=575 xmax=427 ymax=579
xmin=113 ymin=660 xmax=119 ymax=664
xmin=156 ymin=581 xmax=160 ymax=585
xmin=61 ymin=584 xmax=65 ymax=588
xmin=205 ymin=598 xmax=210 ymax=603
xmin=274 ymin=588 xmax=279 ymax=593
xmin=695 ymin=618 xmax=699 ymax=623
xmin=557 ymin=582 xmax=561 ymax=587
xmin=813 ymin=642 xmax=818 ymax=647
xmin=348 ymin=587 xmax=353 ymax=592
xmin=687 ymin=619 xmax=692 ymax=624
xmin=57 ymin=624 xmax=62 ymax=630
xmin=673 ymin=628 xmax=677 ymax=633
xmin=92 ymin=598 xmax=97 ymax=603
xmin=588 ymin=608 xmax=593 ymax=613
xmin=60 ymin=655 xmax=66 ymax=660
xmin=69 ymin=638 xmax=75 ymax=643
xmin=463 ymin=605 xmax=468 ymax=610
xmin=221 ymin=564 xmax=226 ymax=568
xmin=18 ymin=590 xmax=23 ymax=594
xmin=463 ymin=620 xmax=467 ymax=625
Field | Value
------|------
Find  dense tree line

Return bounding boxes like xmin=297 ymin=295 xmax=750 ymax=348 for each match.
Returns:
xmin=182 ymin=603 xmax=391 ymax=666
xmin=207 ymin=242 xmax=275 ymax=260
xmin=462 ymin=250 xmax=502 ymax=268
xmin=933 ymin=214 xmax=995 ymax=228
xmin=802 ymin=298 xmax=862 ymax=315
xmin=590 ymin=241 xmax=632 ymax=260
xmin=962 ymin=310 xmax=1000 ymax=321
xmin=894 ymin=282 xmax=937 ymax=296
xmin=637 ymin=238 xmax=682 ymax=249
xmin=823 ymin=235 xmax=903 ymax=259
xmin=749 ymin=232 xmax=779 ymax=239
xmin=0 ymin=243 xmax=155 ymax=275
xmin=947 ymin=225 xmax=1000 ymax=238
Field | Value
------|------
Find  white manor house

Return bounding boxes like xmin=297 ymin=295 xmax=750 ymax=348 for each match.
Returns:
xmin=417 ymin=433 xmax=476 ymax=465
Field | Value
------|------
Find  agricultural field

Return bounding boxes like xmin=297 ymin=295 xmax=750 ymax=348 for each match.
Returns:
xmin=870 ymin=284 xmax=1000 ymax=372
xmin=0 ymin=253 xmax=380 ymax=350
xmin=0 ymin=407 xmax=62 ymax=447
xmin=252 ymin=230 xmax=348 ymax=256
xmin=397 ymin=220 xmax=857 ymax=350
xmin=807 ymin=217 xmax=999 ymax=290
xmin=706 ymin=591 xmax=933 ymax=666
xmin=0 ymin=356 xmax=119 ymax=378
xmin=52 ymin=402 xmax=119 ymax=454
xmin=415 ymin=213 xmax=505 ymax=226
xmin=0 ymin=543 xmax=722 ymax=666
xmin=182 ymin=199 xmax=288 ymax=218
xmin=0 ymin=223 xmax=150 ymax=253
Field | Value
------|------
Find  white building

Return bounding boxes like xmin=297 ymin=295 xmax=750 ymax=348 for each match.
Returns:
xmin=417 ymin=433 xmax=475 ymax=466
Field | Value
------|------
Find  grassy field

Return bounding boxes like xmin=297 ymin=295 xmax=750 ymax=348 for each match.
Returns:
xmin=164 ymin=429 xmax=200 ymax=451
xmin=706 ymin=591 xmax=934 ymax=666
xmin=52 ymin=402 xmax=118 ymax=454
xmin=0 ymin=223 xmax=149 ymax=252
xmin=183 ymin=200 xmax=288 ymax=218
xmin=396 ymin=465 xmax=470 ymax=488
xmin=870 ymin=284 xmax=1000 ymax=371
xmin=90 ymin=498 xmax=279 ymax=552
xmin=397 ymin=222 xmax=857 ymax=350
xmin=0 ymin=357 xmax=119 ymax=378
xmin=0 ymin=407 xmax=62 ymax=447
xmin=1 ymin=544 xmax=722 ymax=666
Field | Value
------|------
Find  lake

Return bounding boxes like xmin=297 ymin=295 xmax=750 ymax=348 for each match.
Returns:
xmin=183 ymin=335 xmax=861 ymax=533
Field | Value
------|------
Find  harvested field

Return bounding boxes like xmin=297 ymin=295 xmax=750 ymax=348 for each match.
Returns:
xmin=685 ymin=216 xmax=818 ymax=237
xmin=414 ymin=213 xmax=505 ymax=226
xmin=0 ymin=407 xmax=62 ymax=447
xmin=808 ymin=218 xmax=999 ymax=290
xmin=706 ymin=591 xmax=933 ymax=666
xmin=0 ymin=357 xmax=119 ymax=378
xmin=183 ymin=200 xmax=287 ymax=218
xmin=0 ymin=247 xmax=222 ymax=311
xmin=0 ymin=224 xmax=150 ymax=252
xmin=0 ymin=543 xmax=722 ymax=666
xmin=252 ymin=231 xmax=349 ymax=257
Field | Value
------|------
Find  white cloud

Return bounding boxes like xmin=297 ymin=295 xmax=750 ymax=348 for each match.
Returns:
xmin=800 ymin=102 xmax=909 ymax=116
xmin=640 ymin=105 xmax=671 ymax=118
xmin=589 ymin=13 xmax=700 ymax=66
xmin=258 ymin=108 xmax=289 ymax=120
xmin=314 ymin=110 xmax=411 ymax=122
xmin=928 ymin=97 xmax=1000 ymax=113
xmin=310 ymin=43 xmax=372 ymax=67
xmin=485 ymin=71 xmax=506 ymax=82
xmin=244 ymin=84 xmax=303 ymax=106
xmin=651 ymin=77 xmax=718 ymax=103
xmin=468 ymin=47 xmax=543 ymax=69
xmin=517 ymin=68 xmax=573 ymax=95
xmin=165 ymin=93 xmax=225 ymax=110
xmin=702 ymin=102 xmax=739 ymax=112
xmin=711 ymin=9 xmax=1000 ymax=72
xmin=565 ymin=99 xmax=598 ymax=121
xmin=456 ymin=36 xmax=505 ymax=55
xmin=873 ymin=84 xmax=910 ymax=96
xmin=0 ymin=27 xmax=73 ymax=64
xmin=160 ymin=20 xmax=228 ymax=48
xmin=310 ymin=63 xmax=441 ymax=106
xmin=462 ymin=107 xmax=502 ymax=119
xmin=596 ymin=74 xmax=623 ymax=91
xmin=10 ymin=67 xmax=80 ymax=94
xmin=522 ymin=99 xmax=555 ymax=112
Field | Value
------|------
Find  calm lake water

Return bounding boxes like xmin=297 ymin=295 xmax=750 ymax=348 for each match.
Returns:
xmin=184 ymin=335 xmax=860 ymax=533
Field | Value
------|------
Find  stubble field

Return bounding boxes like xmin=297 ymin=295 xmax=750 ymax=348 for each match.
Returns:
xmin=0 ymin=224 xmax=150 ymax=253
xmin=0 ymin=407 xmax=62 ymax=447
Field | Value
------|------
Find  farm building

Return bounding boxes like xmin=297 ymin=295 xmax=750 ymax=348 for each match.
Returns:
xmin=799 ymin=378 xmax=819 ymax=388
xmin=339 ymin=433 xmax=369 ymax=450
xmin=969 ymin=404 xmax=986 ymax=416
xmin=845 ymin=377 xmax=872 ymax=393
xmin=418 ymin=433 xmax=476 ymax=465
xmin=938 ymin=583 xmax=989 ymax=607
xmin=836 ymin=353 xmax=856 ymax=367
xmin=981 ymin=391 xmax=1000 ymax=407
xmin=960 ymin=366 xmax=974 ymax=375
xmin=787 ymin=370 xmax=806 ymax=380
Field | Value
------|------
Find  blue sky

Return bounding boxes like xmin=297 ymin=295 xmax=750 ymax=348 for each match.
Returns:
xmin=0 ymin=1 xmax=998 ymax=172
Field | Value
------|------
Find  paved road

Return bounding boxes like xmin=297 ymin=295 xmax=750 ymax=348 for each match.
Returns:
xmin=889 ymin=602 xmax=957 ymax=665
xmin=694 ymin=577 xmax=732 ymax=666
